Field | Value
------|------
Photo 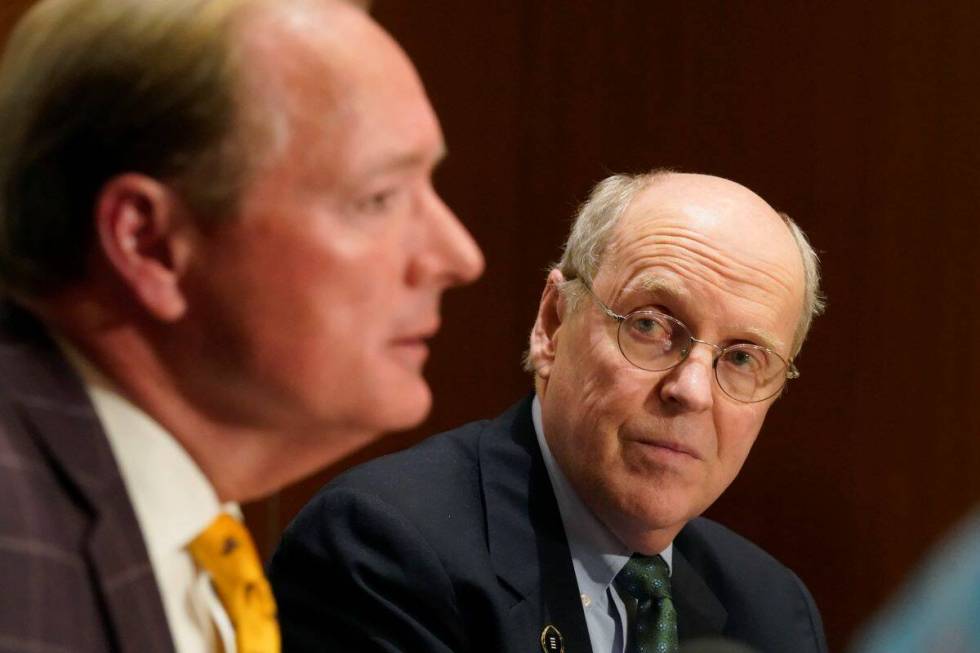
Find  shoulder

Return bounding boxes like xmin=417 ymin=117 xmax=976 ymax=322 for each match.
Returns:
xmin=677 ymin=517 xmax=794 ymax=578
xmin=0 ymin=356 xmax=77 ymax=528
xmin=677 ymin=516 xmax=815 ymax=599
xmin=0 ymin=355 xmax=118 ymax=648
xmin=280 ymin=416 xmax=497 ymax=556
xmin=291 ymin=396 xmax=540 ymax=549
xmin=677 ymin=517 xmax=828 ymax=652
xmin=332 ymin=417 xmax=490 ymax=508
xmin=271 ymin=417 xmax=506 ymax=652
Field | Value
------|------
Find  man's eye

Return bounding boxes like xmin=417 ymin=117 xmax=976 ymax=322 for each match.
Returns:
xmin=627 ymin=315 xmax=670 ymax=342
xmin=729 ymin=351 xmax=754 ymax=367
xmin=356 ymin=188 xmax=399 ymax=214
xmin=634 ymin=318 xmax=660 ymax=334
xmin=722 ymin=348 xmax=766 ymax=371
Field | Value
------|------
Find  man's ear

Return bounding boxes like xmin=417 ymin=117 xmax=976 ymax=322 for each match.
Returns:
xmin=94 ymin=174 xmax=195 ymax=322
xmin=528 ymin=268 xmax=569 ymax=380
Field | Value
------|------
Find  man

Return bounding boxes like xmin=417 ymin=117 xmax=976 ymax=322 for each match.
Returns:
xmin=271 ymin=171 xmax=828 ymax=652
xmin=0 ymin=0 xmax=482 ymax=651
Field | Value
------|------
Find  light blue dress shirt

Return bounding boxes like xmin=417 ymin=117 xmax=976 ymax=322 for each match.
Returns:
xmin=532 ymin=396 xmax=673 ymax=653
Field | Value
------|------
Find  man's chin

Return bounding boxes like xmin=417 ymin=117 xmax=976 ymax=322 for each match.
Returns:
xmin=302 ymin=380 xmax=432 ymax=469
xmin=607 ymin=486 xmax=706 ymax=547
xmin=371 ymin=376 xmax=433 ymax=433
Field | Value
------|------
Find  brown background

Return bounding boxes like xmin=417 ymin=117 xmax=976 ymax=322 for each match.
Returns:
xmin=4 ymin=2 xmax=979 ymax=651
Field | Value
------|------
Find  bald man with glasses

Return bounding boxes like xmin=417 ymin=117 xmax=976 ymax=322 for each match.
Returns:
xmin=271 ymin=170 xmax=829 ymax=653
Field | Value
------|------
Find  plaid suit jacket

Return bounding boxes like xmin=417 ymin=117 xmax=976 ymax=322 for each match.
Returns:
xmin=0 ymin=303 xmax=175 ymax=653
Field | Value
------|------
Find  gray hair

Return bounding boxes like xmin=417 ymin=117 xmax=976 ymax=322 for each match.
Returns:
xmin=554 ymin=171 xmax=671 ymax=310
xmin=779 ymin=210 xmax=826 ymax=356
xmin=524 ymin=170 xmax=825 ymax=371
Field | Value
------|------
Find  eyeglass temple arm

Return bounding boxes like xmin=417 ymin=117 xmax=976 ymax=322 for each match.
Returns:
xmin=575 ymin=278 xmax=627 ymax=322
xmin=787 ymin=362 xmax=800 ymax=379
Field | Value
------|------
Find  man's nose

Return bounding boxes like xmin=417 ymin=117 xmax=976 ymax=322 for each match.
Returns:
xmin=408 ymin=188 xmax=484 ymax=288
xmin=658 ymin=344 xmax=715 ymax=412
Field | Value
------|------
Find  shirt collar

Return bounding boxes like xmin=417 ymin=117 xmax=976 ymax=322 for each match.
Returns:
xmin=532 ymin=394 xmax=673 ymax=599
xmin=57 ymin=340 xmax=234 ymax=559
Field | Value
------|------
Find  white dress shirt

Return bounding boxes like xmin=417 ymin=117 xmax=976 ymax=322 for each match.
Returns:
xmin=532 ymin=396 xmax=673 ymax=653
xmin=61 ymin=343 xmax=237 ymax=653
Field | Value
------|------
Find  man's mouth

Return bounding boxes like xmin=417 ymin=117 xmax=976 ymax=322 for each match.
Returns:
xmin=390 ymin=322 xmax=440 ymax=367
xmin=630 ymin=437 xmax=702 ymax=461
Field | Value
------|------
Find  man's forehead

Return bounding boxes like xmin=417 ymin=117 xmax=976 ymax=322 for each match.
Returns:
xmin=237 ymin=0 xmax=439 ymax=164
xmin=605 ymin=180 xmax=801 ymax=293
xmin=597 ymin=180 xmax=805 ymax=355
xmin=239 ymin=0 xmax=404 ymax=94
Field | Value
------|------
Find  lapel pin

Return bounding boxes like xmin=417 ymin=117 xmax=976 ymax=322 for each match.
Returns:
xmin=540 ymin=624 xmax=565 ymax=653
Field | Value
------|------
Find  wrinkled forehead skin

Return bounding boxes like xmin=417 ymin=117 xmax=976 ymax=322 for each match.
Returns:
xmin=599 ymin=173 xmax=805 ymax=356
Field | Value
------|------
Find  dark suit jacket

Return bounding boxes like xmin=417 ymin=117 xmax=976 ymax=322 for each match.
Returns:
xmin=0 ymin=304 xmax=175 ymax=653
xmin=271 ymin=396 xmax=828 ymax=653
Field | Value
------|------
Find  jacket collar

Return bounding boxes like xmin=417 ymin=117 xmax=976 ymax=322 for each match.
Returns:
xmin=0 ymin=302 xmax=175 ymax=653
xmin=480 ymin=394 xmax=593 ymax=652
xmin=672 ymin=545 xmax=728 ymax=639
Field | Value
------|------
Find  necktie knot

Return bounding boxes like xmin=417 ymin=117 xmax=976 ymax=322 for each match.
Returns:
xmin=189 ymin=513 xmax=280 ymax=653
xmin=615 ymin=553 xmax=673 ymax=603
xmin=614 ymin=554 xmax=678 ymax=653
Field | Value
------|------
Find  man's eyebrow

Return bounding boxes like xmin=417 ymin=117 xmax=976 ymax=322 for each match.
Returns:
xmin=736 ymin=325 xmax=785 ymax=355
xmin=625 ymin=275 xmax=787 ymax=354
xmin=361 ymin=143 xmax=448 ymax=177
xmin=625 ymin=275 xmax=689 ymax=299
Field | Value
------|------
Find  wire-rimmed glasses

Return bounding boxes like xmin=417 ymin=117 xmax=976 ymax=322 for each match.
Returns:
xmin=578 ymin=280 xmax=798 ymax=403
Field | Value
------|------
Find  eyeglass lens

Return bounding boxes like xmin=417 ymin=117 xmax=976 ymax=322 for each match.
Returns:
xmin=617 ymin=311 xmax=788 ymax=402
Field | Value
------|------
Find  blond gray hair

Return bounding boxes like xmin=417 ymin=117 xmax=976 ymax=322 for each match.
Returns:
xmin=0 ymin=0 xmax=367 ymax=297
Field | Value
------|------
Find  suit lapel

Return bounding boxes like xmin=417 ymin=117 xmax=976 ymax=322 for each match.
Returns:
xmin=480 ymin=396 xmax=593 ymax=653
xmin=0 ymin=304 xmax=175 ymax=653
xmin=671 ymin=546 xmax=727 ymax=640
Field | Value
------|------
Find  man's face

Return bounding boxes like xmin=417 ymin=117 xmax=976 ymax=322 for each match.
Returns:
xmin=175 ymin=3 xmax=483 ymax=446
xmin=534 ymin=174 xmax=804 ymax=553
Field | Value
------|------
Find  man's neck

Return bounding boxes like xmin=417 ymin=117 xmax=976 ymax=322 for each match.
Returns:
xmin=51 ymin=313 xmax=367 ymax=502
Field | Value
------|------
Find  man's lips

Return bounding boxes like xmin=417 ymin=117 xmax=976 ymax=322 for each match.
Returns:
xmin=390 ymin=322 xmax=440 ymax=366
xmin=391 ymin=316 xmax=441 ymax=343
xmin=391 ymin=324 xmax=440 ymax=346
xmin=389 ymin=337 xmax=431 ymax=368
xmin=392 ymin=335 xmax=432 ymax=346
xmin=628 ymin=437 xmax=702 ymax=460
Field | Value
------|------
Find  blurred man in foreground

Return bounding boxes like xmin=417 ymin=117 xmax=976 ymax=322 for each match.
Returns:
xmin=0 ymin=0 xmax=482 ymax=650
xmin=272 ymin=171 xmax=827 ymax=652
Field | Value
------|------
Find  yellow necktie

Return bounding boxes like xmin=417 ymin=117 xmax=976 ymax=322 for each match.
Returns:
xmin=189 ymin=514 xmax=281 ymax=653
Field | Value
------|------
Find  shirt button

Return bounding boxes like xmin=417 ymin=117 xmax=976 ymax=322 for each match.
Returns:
xmin=581 ymin=593 xmax=592 ymax=607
